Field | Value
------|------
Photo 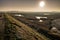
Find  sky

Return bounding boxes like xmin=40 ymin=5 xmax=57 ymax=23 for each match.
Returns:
xmin=0 ymin=0 xmax=60 ymax=12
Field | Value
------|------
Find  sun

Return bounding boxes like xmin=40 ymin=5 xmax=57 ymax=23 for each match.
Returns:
xmin=39 ymin=1 xmax=45 ymax=8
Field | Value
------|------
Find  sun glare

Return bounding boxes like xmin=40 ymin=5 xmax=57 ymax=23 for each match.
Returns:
xmin=39 ymin=1 xmax=45 ymax=8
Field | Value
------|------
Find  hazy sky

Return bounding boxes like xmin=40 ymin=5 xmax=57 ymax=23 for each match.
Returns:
xmin=0 ymin=0 xmax=60 ymax=12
